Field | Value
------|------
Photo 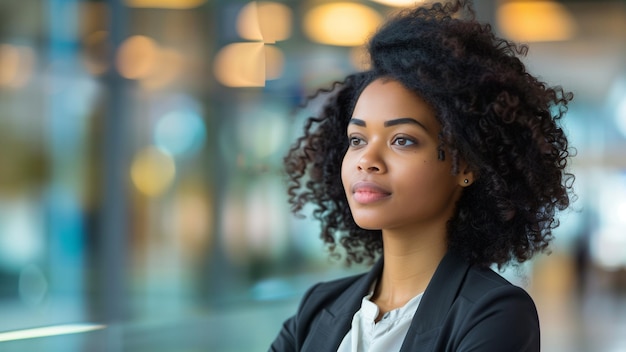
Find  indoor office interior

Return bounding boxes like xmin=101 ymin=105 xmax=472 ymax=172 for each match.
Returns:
xmin=0 ymin=0 xmax=625 ymax=351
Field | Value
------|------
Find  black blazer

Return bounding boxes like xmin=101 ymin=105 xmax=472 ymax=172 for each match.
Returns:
xmin=269 ymin=251 xmax=540 ymax=351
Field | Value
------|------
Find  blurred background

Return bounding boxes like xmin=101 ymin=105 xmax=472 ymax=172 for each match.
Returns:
xmin=0 ymin=0 xmax=625 ymax=351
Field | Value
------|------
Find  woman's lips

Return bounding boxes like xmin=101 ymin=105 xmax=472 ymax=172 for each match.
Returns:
xmin=351 ymin=181 xmax=391 ymax=204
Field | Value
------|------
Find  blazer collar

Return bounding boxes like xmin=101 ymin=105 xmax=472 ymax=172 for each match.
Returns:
xmin=400 ymin=251 xmax=470 ymax=350
xmin=306 ymin=252 xmax=469 ymax=351
xmin=307 ymin=259 xmax=383 ymax=351
xmin=332 ymin=258 xmax=384 ymax=315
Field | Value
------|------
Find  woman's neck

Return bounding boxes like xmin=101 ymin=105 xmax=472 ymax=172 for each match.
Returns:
xmin=372 ymin=227 xmax=447 ymax=316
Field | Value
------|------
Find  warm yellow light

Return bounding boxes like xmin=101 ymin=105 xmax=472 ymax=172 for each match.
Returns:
xmin=303 ymin=3 xmax=383 ymax=47
xmin=140 ymin=47 xmax=183 ymax=90
xmin=124 ymin=0 xmax=206 ymax=9
xmin=0 ymin=45 xmax=20 ymax=87
xmin=0 ymin=44 xmax=34 ymax=88
xmin=370 ymin=0 xmax=426 ymax=7
xmin=497 ymin=1 xmax=576 ymax=42
xmin=213 ymin=42 xmax=265 ymax=87
xmin=237 ymin=2 xmax=292 ymax=43
xmin=116 ymin=35 xmax=159 ymax=79
xmin=264 ymin=45 xmax=284 ymax=80
xmin=131 ymin=147 xmax=176 ymax=197
xmin=237 ymin=3 xmax=263 ymax=42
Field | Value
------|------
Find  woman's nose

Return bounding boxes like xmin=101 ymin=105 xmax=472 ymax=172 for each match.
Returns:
xmin=357 ymin=146 xmax=386 ymax=173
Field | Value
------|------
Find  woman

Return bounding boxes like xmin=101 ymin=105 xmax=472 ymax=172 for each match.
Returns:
xmin=270 ymin=1 xmax=574 ymax=351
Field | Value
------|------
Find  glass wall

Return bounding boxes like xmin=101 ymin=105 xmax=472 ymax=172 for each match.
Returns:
xmin=0 ymin=0 xmax=625 ymax=351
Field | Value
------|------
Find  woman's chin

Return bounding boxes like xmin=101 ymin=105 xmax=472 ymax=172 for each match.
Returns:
xmin=354 ymin=220 xmax=383 ymax=231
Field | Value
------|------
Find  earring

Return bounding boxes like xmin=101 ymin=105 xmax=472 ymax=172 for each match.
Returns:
xmin=463 ymin=179 xmax=469 ymax=184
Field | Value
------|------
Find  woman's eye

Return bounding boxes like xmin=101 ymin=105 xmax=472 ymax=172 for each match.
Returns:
xmin=393 ymin=137 xmax=416 ymax=146
xmin=349 ymin=137 xmax=364 ymax=146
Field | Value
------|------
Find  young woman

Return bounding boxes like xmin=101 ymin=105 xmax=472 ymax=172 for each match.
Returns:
xmin=270 ymin=1 xmax=574 ymax=351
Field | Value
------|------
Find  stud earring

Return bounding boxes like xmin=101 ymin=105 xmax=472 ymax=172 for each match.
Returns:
xmin=463 ymin=179 xmax=469 ymax=184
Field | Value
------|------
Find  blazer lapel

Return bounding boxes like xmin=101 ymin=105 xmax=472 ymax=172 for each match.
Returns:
xmin=303 ymin=259 xmax=384 ymax=352
xmin=399 ymin=251 xmax=470 ymax=351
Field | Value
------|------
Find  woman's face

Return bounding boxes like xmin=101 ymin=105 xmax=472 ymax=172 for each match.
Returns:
xmin=341 ymin=78 xmax=469 ymax=233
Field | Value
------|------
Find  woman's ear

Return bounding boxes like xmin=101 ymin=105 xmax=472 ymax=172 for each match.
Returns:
xmin=458 ymin=161 xmax=475 ymax=187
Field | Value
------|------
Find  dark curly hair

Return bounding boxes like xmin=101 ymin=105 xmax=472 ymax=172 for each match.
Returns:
xmin=284 ymin=0 xmax=574 ymax=268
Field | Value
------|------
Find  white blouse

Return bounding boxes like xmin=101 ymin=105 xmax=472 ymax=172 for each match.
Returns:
xmin=337 ymin=289 xmax=424 ymax=352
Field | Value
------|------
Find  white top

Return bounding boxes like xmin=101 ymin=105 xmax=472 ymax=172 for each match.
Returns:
xmin=337 ymin=288 xmax=424 ymax=352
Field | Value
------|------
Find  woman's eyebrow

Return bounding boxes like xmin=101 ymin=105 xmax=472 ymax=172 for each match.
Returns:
xmin=348 ymin=117 xmax=429 ymax=131
xmin=384 ymin=117 xmax=428 ymax=131
xmin=348 ymin=118 xmax=366 ymax=126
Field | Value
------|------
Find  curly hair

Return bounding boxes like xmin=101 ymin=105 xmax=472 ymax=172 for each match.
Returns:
xmin=284 ymin=0 xmax=574 ymax=268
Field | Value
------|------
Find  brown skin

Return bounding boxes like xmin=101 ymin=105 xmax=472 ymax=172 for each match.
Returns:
xmin=341 ymin=78 xmax=474 ymax=320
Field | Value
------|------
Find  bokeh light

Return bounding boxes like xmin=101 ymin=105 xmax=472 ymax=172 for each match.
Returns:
xmin=235 ymin=103 xmax=288 ymax=159
xmin=220 ymin=178 xmax=288 ymax=264
xmin=116 ymin=35 xmax=159 ymax=80
xmin=590 ymin=173 xmax=626 ymax=270
xmin=124 ymin=0 xmax=206 ymax=9
xmin=237 ymin=1 xmax=292 ymax=43
xmin=139 ymin=47 xmax=184 ymax=90
xmin=0 ymin=44 xmax=35 ymax=89
xmin=264 ymin=45 xmax=285 ymax=80
xmin=303 ymin=3 xmax=382 ymax=46
xmin=153 ymin=109 xmax=206 ymax=157
xmin=607 ymin=77 xmax=626 ymax=138
xmin=0 ymin=200 xmax=43 ymax=269
xmin=217 ymin=102 xmax=288 ymax=165
xmin=244 ymin=178 xmax=288 ymax=258
xmin=131 ymin=147 xmax=176 ymax=197
xmin=213 ymin=42 xmax=265 ymax=87
xmin=370 ymin=0 xmax=426 ymax=7
xmin=497 ymin=1 xmax=576 ymax=42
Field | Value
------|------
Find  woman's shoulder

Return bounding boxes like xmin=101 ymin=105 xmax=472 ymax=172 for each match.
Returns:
xmin=436 ymin=266 xmax=540 ymax=351
xmin=461 ymin=265 xmax=534 ymax=303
